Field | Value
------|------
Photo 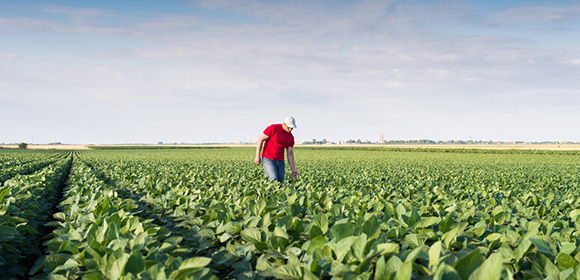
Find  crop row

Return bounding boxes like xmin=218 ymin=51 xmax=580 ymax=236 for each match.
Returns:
xmin=0 ymin=158 xmax=58 ymax=185
xmin=31 ymin=159 xmax=216 ymax=279
xmin=0 ymin=150 xmax=72 ymax=185
xmin=0 ymin=157 xmax=71 ymax=278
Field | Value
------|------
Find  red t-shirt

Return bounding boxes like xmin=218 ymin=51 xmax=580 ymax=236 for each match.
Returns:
xmin=262 ymin=124 xmax=295 ymax=160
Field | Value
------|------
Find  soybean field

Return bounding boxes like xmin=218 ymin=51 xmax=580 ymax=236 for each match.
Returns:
xmin=1 ymin=147 xmax=580 ymax=280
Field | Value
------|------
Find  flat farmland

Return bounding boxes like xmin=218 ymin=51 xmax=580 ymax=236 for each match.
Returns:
xmin=1 ymin=147 xmax=580 ymax=279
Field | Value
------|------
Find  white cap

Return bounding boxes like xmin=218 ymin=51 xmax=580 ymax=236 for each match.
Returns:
xmin=284 ymin=116 xmax=297 ymax=128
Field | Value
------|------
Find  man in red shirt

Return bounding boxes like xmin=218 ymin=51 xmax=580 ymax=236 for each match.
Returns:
xmin=255 ymin=116 xmax=299 ymax=183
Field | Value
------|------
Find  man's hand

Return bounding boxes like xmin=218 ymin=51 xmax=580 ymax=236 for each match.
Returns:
xmin=291 ymin=170 xmax=299 ymax=180
xmin=254 ymin=156 xmax=261 ymax=165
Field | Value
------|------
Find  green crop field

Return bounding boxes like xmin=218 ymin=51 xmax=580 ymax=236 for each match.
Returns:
xmin=1 ymin=147 xmax=580 ymax=279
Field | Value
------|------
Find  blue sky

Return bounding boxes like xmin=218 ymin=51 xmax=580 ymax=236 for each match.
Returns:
xmin=1 ymin=0 xmax=579 ymax=144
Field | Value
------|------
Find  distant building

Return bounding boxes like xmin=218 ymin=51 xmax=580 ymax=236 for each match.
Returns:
xmin=378 ymin=133 xmax=385 ymax=144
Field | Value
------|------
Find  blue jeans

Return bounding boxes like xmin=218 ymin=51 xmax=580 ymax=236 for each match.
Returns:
xmin=262 ymin=157 xmax=285 ymax=183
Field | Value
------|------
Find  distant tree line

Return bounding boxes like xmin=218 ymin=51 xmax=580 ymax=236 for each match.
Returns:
xmin=302 ymin=139 xmax=329 ymax=145
xmin=302 ymin=139 xmax=578 ymax=145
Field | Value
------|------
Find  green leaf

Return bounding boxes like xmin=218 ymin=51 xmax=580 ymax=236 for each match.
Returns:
xmin=276 ymin=215 xmax=294 ymax=230
xmin=330 ymin=223 xmax=355 ymax=241
xmin=105 ymin=220 xmax=121 ymax=242
xmin=43 ymin=254 xmax=68 ymax=273
xmin=179 ymin=257 xmax=212 ymax=269
xmin=29 ymin=255 xmax=46 ymax=275
xmin=81 ymin=247 xmax=102 ymax=270
xmin=515 ymin=238 xmax=532 ymax=261
xmin=442 ymin=226 xmax=460 ymax=248
xmin=220 ymin=233 xmax=232 ymax=243
xmin=350 ymin=234 xmax=367 ymax=262
xmin=569 ymin=209 xmax=580 ymax=220
xmin=259 ymin=211 xmax=271 ymax=228
xmin=310 ymin=225 xmax=324 ymax=239
xmin=560 ymin=242 xmax=576 ymax=255
xmin=414 ymin=217 xmax=441 ymax=229
xmin=532 ymin=251 xmax=560 ymax=280
xmin=439 ymin=214 xmax=455 ymax=233
xmin=407 ymin=208 xmax=421 ymax=227
xmin=486 ymin=233 xmax=502 ymax=242
xmin=107 ymin=252 xmax=130 ymax=280
xmin=0 ymin=225 xmax=19 ymax=241
xmin=403 ymin=247 xmax=423 ymax=264
xmin=220 ymin=221 xmax=242 ymax=234
xmin=306 ymin=236 xmax=328 ymax=255
xmin=252 ymin=199 xmax=267 ymax=216
xmin=330 ymin=264 xmax=354 ymax=277
xmin=81 ymin=273 xmax=106 ymax=280
xmin=142 ymin=263 xmax=167 ymax=280
xmin=241 ymin=228 xmax=262 ymax=243
xmin=433 ymin=264 xmax=461 ymax=280
xmin=168 ymin=267 xmax=210 ymax=280
xmin=109 ymin=239 xmax=129 ymax=251
xmin=362 ymin=216 xmax=381 ymax=239
xmin=313 ymin=213 xmax=329 ymax=234
xmin=125 ymin=251 xmax=146 ymax=275
xmin=303 ymin=269 xmax=320 ymax=280
xmin=158 ymin=241 xmax=178 ymax=254
xmin=557 ymin=253 xmax=578 ymax=270
xmin=395 ymin=204 xmax=406 ymax=221
xmin=273 ymin=264 xmax=302 ymax=279
xmin=394 ymin=261 xmax=413 ymax=280
xmin=429 ymin=241 xmax=442 ymax=271
xmin=53 ymin=212 xmax=67 ymax=221
xmin=467 ymin=253 xmax=503 ymax=280
xmin=529 ymin=238 xmax=554 ymax=256
xmin=385 ymin=256 xmax=403 ymax=278
xmin=270 ymin=236 xmax=289 ymax=251
xmin=404 ymin=234 xmax=420 ymax=248
xmin=273 ymin=226 xmax=289 ymax=239
xmin=45 ymin=275 xmax=68 ymax=280
xmin=335 ymin=236 xmax=358 ymax=262
xmin=377 ymin=243 xmax=400 ymax=257
xmin=375 ymin=256 xmax=388 ymax=280
xmin=53 ymin=258 xmax=81 ymax=273
xmin=256 ymin=253 xmax=284 ymax=272
xmin=561 ymin=268 xmax=575 ymax=280
xmin=453 ymin=249 xmax=483 ymax=280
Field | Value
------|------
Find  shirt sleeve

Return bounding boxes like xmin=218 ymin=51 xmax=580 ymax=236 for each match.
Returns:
xmin=263 ymin=124 xmax=274 ymax=136
xmin=289 ymin=136 xmax=295 ymax=147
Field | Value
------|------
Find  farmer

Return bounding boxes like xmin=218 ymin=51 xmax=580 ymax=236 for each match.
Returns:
xmin=255 ymin=116 xmax=299 ymax=183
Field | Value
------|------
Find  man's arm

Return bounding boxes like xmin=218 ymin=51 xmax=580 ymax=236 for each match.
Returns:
xmin=255 ymin=134 xmax=270 ymax=165
xmin=287 ymin=146 xmax=298 ymax=179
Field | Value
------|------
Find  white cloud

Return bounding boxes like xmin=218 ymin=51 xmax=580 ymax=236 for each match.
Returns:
xmin=493 ymin=6 xmax=580 ymax=23
xmin=0 ymin=53 xmax=21 ymax=59
xmin=0 ymin=16 xmax=128 ymax=35
xmin=198 ymin=0 xmax=396 ymax=34
xmin=2 ymin=0 xmax=580 ymax=143
xmin=43 ymin=5 xmax=117 ymax=18
xmin=425 ymin=69 xmax=451 ymax=80
xmin=134 ymin=16 xmax=204 ymax=30
xmin=0 ymin=17 xmax=63 ymax=32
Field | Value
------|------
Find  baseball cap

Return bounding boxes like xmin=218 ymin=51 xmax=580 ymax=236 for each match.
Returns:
xmin=284 ymin=116 xmax=297 ymax=128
